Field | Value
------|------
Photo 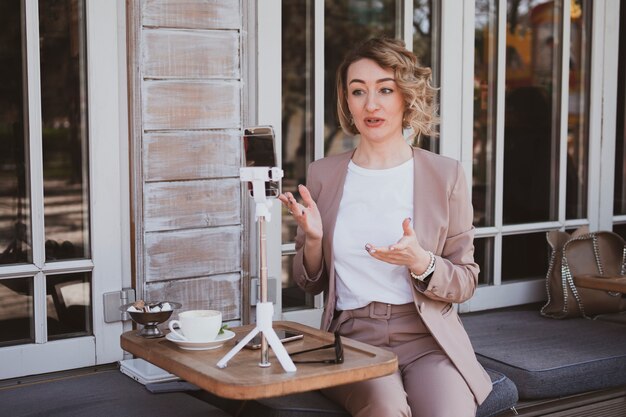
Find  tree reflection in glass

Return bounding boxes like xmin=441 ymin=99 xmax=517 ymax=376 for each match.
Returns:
xmin=324 ymin=0 xmax=399 ymax=156
xmin=0 ymin=0 xmax=31 ymax=266
xmin=39 ymin=0 xmax=90 ymax=261
xmin=565 ymin=0 xmax=591 ymax=220
xmin=473 ymin=0 xmax=498 ymax=227
xmin=615 ymin=3 xmax=626 ymax=217
xmin=503 ymin=0 xmax=562 ymax=224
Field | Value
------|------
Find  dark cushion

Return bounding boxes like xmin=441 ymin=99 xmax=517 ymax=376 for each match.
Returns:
xmin=462 ymin=308 xmax=626 ymax=399
xmin=477 ymin=369 xmax=518 ymax=417
xmin=191 ymin=368 xmax=517 ymax=417
xmin=0 ymin=370 xmax=230 ymax=417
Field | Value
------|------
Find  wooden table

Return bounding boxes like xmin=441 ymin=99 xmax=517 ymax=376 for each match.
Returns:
xmin=121 ymin=321 xmax=397 ymax=400
xmin=573 ymin=275 xmax=626 ymax=294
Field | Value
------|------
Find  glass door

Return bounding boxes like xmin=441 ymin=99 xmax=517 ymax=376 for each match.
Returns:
xmin=0 ymin=0 xmax=126 ymax=378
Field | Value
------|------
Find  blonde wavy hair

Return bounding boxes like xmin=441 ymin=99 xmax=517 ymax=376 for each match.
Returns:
xmin=336 ymin=37 xmax=439 ymax=139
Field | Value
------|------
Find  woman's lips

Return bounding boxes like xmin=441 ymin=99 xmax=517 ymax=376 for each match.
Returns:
xmin=364 ymin=118 xmax=384 ymax=127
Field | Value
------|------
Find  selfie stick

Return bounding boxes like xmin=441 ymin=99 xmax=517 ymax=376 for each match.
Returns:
xmin=217 ymin=166 xmax=297 ymax=373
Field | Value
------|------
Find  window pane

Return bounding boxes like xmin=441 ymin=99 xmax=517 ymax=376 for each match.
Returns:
xmin=614 ymin=223 xmax=626 ymax=241
xmin=616 ymin=1 xmax=626 ymax=216
xmin=503 ymin=0 xmax=562 ymax=224
xmin=39 ymin=0 xmax=90 ymax=261
xmin=282 ymin=0 xmax=314 ymax=245
xmin=324 ymin=0 xmax=400 ymax=156
xmin=412 ymin=0 xmax=438 ymax=153
xmin=47 ymin=272 xmax=91 ymax=340
xmin=0 ymin=1 xmax=32 ymax=266
xmin=501 ymin=232 xmax=550 ymax=282
xmin=413 ymin=0 xmax=437 ymax=78
xmin=0 ymin=277 xmax=34 ymax=347
xmin=473 ymin=0 xmax=498 ymax=227
xmin=474 ymin=237 xmax=494 ymax=285
xmin=281 ymin=254 xmax=314 ymax=310
xmin=566 ymin=0 xmax=591 ymax=219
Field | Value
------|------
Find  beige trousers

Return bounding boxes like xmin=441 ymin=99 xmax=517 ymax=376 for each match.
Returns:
xmin=322 ymin=302 xmax=476 ymax=417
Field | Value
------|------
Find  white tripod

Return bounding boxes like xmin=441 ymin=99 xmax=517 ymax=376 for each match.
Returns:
xmin=217 ymin=167 xmax=297 ymax=372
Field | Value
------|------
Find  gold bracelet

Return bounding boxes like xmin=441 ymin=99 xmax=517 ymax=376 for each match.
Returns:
xmin=410 ymin=251 xmax=436 ymax=281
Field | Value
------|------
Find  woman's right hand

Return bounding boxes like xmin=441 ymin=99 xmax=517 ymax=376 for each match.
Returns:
xmin=278 ymin=184 xmax=323 ymax=241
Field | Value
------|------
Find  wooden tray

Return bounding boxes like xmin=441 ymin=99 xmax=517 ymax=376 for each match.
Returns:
xmin=121 ymin=321 xmax=398 ymax=400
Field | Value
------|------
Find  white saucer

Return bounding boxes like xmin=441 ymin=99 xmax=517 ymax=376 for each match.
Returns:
xmin=166 ymin=330 xmax=235 ymax=350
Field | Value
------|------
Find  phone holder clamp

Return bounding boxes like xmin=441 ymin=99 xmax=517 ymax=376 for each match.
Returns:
xmin=239 ymin=167 xmax=283 ymax=221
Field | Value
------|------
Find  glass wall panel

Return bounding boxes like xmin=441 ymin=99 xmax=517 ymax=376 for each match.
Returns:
xmin=565 ymin=0 xmax=591 ymax=219
xmin=324 ymin=0 xmax=400 ymax=156
xmin=503 ymin=0 xmax=562 ymax=224
xmin=281 ymin=253 xmax=315 ymax=310
xmin=473 ymin=0 xmax=498 ymax=227
xmin=0 ymin=277 xmax=34 ymax=347
xmin=412 ymin=0 xmax=438 ymax=152
xmin=474 ymin=237 xmax=494 ymax=285
xmin=280 ymin=1 xmax=314 ymax=310
xmin=282 ymin=0 xmax=314 ymax=245
xmin=616 ymin=1 xmax=626 ymax=216
xmin=614 ymin=223 xmax=626 ymax=241
xmin=39 ymin=0 xmax=90 ymax=261
xmin=501 ymin=232 xmax=550 ymax=281
xmin=413 ymin=0 xmax=437 ymax=71
xmin=47 ymin=272 xmax=91 ymax=340
xmin=0 ymin=1 xmax=31 ymax=265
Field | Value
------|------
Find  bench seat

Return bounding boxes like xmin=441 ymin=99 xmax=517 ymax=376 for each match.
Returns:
xmin=461 ymin=307 xmax=626 ymax=399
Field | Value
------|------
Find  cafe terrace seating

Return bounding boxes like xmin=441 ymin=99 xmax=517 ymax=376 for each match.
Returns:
xmin=3 ymin=304 xmax=626 ymax=416
xmin=0 ymin=362 xmax=517 ymax=417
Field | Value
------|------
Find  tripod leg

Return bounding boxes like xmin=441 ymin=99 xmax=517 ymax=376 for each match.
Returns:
xmin=216 ymin=328 xmax=260 ymax=369
xmin=262 ymin=328 xmax=297 ymax=372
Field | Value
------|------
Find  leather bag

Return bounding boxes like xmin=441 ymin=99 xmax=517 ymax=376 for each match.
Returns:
xmin=541 ymin=227 xmax=626 ymax=319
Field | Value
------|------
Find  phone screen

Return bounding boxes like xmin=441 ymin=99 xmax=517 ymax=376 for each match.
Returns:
xmin=243 ymin=126 xmax=280 ymax=197
xmin=240 ymin=330 xmax=303 ymax=349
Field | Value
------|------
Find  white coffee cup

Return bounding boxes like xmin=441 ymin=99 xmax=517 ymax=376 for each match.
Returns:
xmin=168 ymin=310 xmax=222 ymax=342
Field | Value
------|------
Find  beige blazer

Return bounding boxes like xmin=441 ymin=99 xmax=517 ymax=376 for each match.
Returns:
xmin=292 ymin=146 xmax=492 ymax=404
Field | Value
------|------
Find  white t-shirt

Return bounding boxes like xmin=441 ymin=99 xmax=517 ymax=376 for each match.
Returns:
xmin=333 ymin=159 xmax=415 ymax=310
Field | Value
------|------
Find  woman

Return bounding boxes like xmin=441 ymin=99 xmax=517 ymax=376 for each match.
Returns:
xmin=278 ymin=38 xmax=491 ymax=417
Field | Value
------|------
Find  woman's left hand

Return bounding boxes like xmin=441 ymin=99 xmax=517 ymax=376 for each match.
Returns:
xmin=365 ymin=218 xmax=431 ymax=274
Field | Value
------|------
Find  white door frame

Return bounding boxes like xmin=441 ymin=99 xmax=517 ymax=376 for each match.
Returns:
xmin=595 ymin=0 xmax=621 ymax=231
xmin=0 ymin=0 xmax=129 ymax=379
xmin=89 ymin=0 xmax=131 ymax=366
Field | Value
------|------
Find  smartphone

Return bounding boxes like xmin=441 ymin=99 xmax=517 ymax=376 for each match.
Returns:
xmin=242 ymin=126 xmax=280 ymax=197
xmin=239 ymin=330 xmax=304 ymax=350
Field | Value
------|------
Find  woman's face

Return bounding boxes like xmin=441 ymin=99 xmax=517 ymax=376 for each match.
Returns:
xmin=346 ymin=58 xmax=405 ymax=143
